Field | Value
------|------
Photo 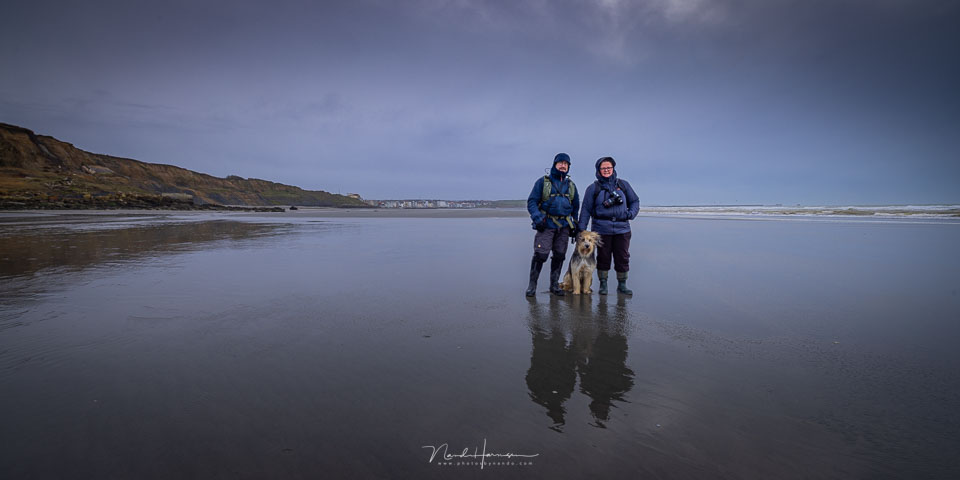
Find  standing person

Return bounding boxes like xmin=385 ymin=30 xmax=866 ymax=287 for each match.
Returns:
xmin=526 ymin=153 xmax=580 ymax=297
xmin=577 ymin=157 xmax=640 ymax=295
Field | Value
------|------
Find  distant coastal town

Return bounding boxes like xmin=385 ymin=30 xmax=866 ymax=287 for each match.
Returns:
xmin=358 ymin=196 xmax=522 ymax=209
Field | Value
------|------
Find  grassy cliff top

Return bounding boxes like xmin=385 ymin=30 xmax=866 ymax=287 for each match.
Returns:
xmin=0 ymin=122 xmax=369 ymax=208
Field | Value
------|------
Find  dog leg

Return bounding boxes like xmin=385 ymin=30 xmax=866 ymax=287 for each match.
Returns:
xmin=583 ymin=273 xmax=593 ymax=294
xmin=572 ymin=270 xmax=581 ymax=294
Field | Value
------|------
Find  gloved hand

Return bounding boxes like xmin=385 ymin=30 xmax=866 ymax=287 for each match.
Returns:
xmin=535 ymin=221 xmax=546 ymax=232
xmin=532 ymin=215 xmax=545 ymax=231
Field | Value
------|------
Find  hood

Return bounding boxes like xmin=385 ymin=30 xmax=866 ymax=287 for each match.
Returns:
xmin=594 ymin=156 xmax=617 ymax=185
xmin=551 ymin=152 xmax=570 ymax=181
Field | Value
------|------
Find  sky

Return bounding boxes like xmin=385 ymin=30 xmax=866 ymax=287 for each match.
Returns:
xmin=2 ymin=0 xmax=958 ymax=205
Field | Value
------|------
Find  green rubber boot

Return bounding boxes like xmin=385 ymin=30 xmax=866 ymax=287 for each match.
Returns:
xmin=616 ymin=271 xmax=633 ymax=295
xmin=598 ymin=270 xmax=609 ymax=295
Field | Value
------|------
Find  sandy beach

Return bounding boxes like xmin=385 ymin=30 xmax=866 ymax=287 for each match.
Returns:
xmin=1 ymin=212 xmax=958 ymax=479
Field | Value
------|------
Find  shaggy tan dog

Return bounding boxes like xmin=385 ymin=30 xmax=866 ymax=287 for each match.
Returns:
xmin=559 ymin=230 xmax=602 ymax=294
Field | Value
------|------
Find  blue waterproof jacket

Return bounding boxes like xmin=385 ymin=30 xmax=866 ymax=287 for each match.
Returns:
xmin=527 ymin=164 xmax=580 ymax=229
xmin=577 ymin=159 xmax=639 ymax=235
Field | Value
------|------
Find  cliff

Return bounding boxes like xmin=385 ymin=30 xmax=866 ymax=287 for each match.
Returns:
xmin=0 ymin=122 xmax=368 ymax=208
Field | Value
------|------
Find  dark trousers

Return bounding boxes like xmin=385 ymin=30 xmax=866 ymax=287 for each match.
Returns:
xmin=533 ymin=227 xmax=570 ymax=261
xmin=597 ymin=231 xmax=631 ymax=272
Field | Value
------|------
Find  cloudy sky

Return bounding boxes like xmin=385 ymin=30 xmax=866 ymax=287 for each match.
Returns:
xmin=2 ymin=0 xmax=958 ymax=204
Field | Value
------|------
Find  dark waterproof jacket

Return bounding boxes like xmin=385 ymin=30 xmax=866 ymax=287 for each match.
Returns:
xmin=527 ymin=165 xmax=580 ymax=229
xmin=577 ymin=160 xmax=639 ymax=235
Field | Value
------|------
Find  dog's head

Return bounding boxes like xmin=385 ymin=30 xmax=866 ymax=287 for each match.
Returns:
xmin=576 ymin=230 xmax=601 ymax=257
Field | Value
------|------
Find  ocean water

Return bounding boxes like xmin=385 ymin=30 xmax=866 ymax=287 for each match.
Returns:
xmin=1 ymin=211 xmax=959 ymax=479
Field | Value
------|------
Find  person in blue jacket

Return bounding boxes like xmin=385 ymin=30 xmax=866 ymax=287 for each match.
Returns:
xmin=577 ymin=157 xmax=639 ymax=295
xmin=526 ymin=153 xmax=580 ymax=297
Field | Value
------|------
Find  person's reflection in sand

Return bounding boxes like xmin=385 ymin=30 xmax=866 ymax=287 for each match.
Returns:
xmin=526 ymin=294 xmax=635 ymax=430
xmin=525 ymin=296 xmax=577 ymax=432
xmin=578 ymin=295 xmax=635 ymax=428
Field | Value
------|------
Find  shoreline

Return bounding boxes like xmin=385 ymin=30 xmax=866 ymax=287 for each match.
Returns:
xmin=3 ymin=202 xmax=959 ymax=219
xmin=2 ymin=208 xmax=960 ymax=226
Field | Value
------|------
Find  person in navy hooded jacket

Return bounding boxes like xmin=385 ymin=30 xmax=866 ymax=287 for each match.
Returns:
xmin=525 ymin=153 xmax=580 ymax=297
xmin=577 ymin=157 xmax=639 ymax=295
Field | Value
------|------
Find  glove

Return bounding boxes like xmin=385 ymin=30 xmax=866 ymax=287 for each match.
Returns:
xmin=535 ymin=221 xmax=546 ymax=232
xmin=531 ymin=215 xmax=544 ymax=231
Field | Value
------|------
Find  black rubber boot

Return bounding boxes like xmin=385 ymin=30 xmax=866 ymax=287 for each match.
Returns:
xmin=525 ymin=255 xmax=545 ymax=297
xmin=598 ymin=270 xmax=609 ymax=295
xmin=549 ymin=256 xmax=565 ymax=296
xmin=616 ymin=271 xmax=633 ymax=295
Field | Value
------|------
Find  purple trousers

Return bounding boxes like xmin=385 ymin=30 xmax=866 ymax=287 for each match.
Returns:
xmin=597 ymin=231 xmax=631 ymax=272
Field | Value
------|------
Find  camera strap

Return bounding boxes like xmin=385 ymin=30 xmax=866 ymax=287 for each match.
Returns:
xmin=593 ymin=179 xmax=621 ymax=204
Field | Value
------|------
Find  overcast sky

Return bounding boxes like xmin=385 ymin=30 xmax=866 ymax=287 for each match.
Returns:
xmin=2 ymin=0 xmax=958 ymax=204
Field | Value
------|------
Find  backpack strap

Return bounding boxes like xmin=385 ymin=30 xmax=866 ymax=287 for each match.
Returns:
xmin=540 ymin=175 xmax=576 ymax=229
xmin=594 ymin=179 xmax=621 ymax=201
xmin=542 ymin=175 xmax=576 ymax=203
xmin=540 ymin=175 xmax=551 ymax=204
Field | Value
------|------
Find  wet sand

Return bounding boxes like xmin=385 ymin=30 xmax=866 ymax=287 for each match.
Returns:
xmin=0 ymin=207 xmax=529 ymax=222
xmin=1 ymin=212 xmax=958 ymax=479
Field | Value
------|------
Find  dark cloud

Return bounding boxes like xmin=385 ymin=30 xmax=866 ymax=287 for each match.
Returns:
xmin=2 ymin=0 xmax=957 ymax=203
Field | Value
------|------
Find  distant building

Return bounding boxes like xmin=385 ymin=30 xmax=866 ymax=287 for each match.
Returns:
xmin=347 ymin=193 xmax=362 ymax=200
xmin=361 ymin=199 xmax=500 ymax=209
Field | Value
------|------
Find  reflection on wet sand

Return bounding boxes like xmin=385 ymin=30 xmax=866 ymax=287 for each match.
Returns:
xmin=525 ymin=297 xmax=576 ymax=431
xmin=0 ymin=220 xmax=285 ymax=279
xmin=526 ymin=295 xmax=635 ymax=431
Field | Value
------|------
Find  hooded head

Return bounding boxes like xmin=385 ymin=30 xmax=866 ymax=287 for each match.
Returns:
xmin=551 ymin=152 xmax=571 ymax=180
xmin=595 ymin=156 xmax=617 ymax=185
